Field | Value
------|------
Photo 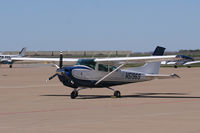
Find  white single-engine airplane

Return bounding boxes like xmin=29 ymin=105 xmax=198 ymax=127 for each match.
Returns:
xmin=0 ymin=48 xmax=26 ymax=68
xmin=12 ymin=46 xmax=183 ymax=99
xmin=161 ymin=55 xmax=200 ymax=68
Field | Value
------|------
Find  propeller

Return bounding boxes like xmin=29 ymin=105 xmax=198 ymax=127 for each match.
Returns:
xmin=46 ymin=51 xmax=64 ymax=83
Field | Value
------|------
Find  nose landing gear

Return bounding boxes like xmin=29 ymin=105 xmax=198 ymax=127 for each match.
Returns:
xmin=70 ymin=90 xmax=78 ymax=99
xmin=70 ymin=88 xmax=87 ymax=99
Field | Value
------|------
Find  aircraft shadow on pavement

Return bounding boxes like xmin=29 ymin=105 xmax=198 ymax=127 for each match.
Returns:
xmin=40 ymin=92 xmax=200 ymax=100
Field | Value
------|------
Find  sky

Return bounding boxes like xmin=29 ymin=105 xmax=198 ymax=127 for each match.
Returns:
xmin=0 ymin=0 xmax=200 ymax=52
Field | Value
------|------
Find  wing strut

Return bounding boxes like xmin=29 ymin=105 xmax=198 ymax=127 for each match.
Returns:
xmin=95 ymin=63 xmax=125 ymax=86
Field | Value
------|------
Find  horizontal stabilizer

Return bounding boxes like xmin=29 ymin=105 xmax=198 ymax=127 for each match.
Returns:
xmin=145 ymin=73 xmax=180 ymax=79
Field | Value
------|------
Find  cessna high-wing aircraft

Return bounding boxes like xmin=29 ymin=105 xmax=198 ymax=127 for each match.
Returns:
xmin=161 ymin=55 xmax=200 ymax=68
xmin=0 ymin=48 xmax=26 ymax=68
xmin=12 ymin=46 xmax=183 ymax=99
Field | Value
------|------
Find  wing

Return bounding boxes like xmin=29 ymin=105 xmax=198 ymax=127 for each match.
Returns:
xmin=95 ymin=55 xmax=181 ymax=65
xmin=11 ymin=57 xmax=78 ymax=65
xmin=184 ymin=61 xmax=200 ymax=65
xmin=12 ymin=55 xmax=182 ymax=66
xmin=145 ymin=73 xmax=180 ymax=79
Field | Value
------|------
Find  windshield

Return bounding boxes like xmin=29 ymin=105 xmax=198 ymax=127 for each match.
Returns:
xmin=76 ymin=59 xmax=96 ymax=69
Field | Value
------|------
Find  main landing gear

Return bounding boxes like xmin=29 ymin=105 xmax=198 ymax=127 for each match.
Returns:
xmin=70 ymin=87 xmax=121 ymax=99
xmin=108 ymin=87 xmax=121 ymax=98
xmin=114 ymin=90 xmax=121 ymax=98
xmin=9 ymin=64 xmax=12 ymax=68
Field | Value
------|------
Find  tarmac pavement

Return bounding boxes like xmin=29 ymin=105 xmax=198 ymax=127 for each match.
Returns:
xmin=0 ymin=65 xmax=200 ymax=133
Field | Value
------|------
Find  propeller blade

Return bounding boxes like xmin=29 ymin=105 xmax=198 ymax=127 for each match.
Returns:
xmin=49 ymin=73 xmax=58 ymax=80
xmin=59 ymin=51 xmax=63 ymax=68
xmin=52 ymin=64 xmax=59 ymax=69
xmin=46 ymin=73 xmax=58 ymax=83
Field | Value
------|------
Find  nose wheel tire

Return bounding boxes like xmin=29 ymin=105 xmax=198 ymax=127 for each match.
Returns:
xmin=71 ymin=90 xmax=78 ymax=99
xmin=114 ymin=90 xmax=121 ymax=98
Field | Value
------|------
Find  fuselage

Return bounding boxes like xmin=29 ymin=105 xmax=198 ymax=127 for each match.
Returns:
xmin=0 ymin=55 xmax=18 ymax=64
xmin=57 ymin=65 xmax=153 ymax=88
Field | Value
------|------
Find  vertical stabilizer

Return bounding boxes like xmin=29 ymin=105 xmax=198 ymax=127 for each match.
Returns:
xmin=18 ymin=48 xmax=26 ymax=57
xmin=152 ymin=46 xmax=165 ymax=56
xmin=126 ymin=46 xmax=165 ymax=74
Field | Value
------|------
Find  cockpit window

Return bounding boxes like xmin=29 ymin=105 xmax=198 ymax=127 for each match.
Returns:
xmin=76 ymin=59 xmax=96 ymax=70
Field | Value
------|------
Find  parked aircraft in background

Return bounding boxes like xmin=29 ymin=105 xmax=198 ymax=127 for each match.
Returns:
xmin=161 ymin=55 xmax=200 ymax=68
xmin=12 ymin=46 xmax=183 ymax=99
xmin=0 ymin=48 xmax=26 ymax=68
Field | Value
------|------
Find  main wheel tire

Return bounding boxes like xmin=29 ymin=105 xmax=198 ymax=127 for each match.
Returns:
xmin=114 ymin=91 xmax=121 ymax=98
xmin=71 ymin=90 xmax=78 ymax=99
xmin=9 ymin=65 xmax=12 ymax=68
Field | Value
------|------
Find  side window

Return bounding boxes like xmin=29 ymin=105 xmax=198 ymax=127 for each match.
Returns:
xmin=98 ymin=64 xmax=108 ymax=72
xmin=109 ymin=66 xmax=116 ymax=72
